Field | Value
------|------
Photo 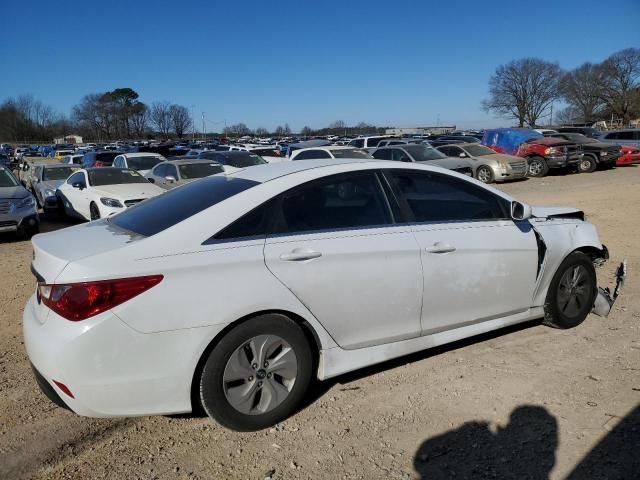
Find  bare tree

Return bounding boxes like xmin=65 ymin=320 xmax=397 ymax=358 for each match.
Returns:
xmin=274 ymin=125 xmax=285 ymax=136
xmin=283 ymin=123 xmax=291 ymax=135
xmin=482 ymin=58 xmax=562 ymax=127
xmin=255 ymin=127 xmax=268 ymax=136
xmin=169 ymin=104 xmax=192 ymax=138
xmin=560 ymin=63 xmax=607 ymax=124
xmin=598 ymin=48 xmax=640 ymax=124
xmin=300 ymin=126 xmax=313 ymax=136
xmin=330 ymin=120 xmax=346 ymax=129
xmin=130 ymin=103 xmax=149 ymax=138
xmin=150 ymin=101 xmax=172 ymax=139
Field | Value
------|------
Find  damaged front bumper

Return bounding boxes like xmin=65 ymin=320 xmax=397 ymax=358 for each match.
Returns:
xmin=592 ymin=260 xmax=627 ymax=317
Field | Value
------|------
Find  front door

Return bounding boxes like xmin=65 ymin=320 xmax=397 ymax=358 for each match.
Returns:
xmin=384 ymin=169 xmax=538 ymax=334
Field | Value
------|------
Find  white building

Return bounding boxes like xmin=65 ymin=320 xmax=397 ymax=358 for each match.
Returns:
xmin=54 ymin=134 xmax=83 ymax=145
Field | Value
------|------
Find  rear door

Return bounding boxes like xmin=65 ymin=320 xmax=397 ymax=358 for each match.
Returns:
xmin=264 ymin=170 xmax=423 ymax=349
xmin=384 ymin=169 xmax=538 ymax=335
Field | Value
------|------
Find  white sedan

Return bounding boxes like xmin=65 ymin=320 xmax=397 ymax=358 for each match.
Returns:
xmin=25 ymin=159 xmax=624 ymax=431
xmin=56 ymin=167 xmax=164 ymax=221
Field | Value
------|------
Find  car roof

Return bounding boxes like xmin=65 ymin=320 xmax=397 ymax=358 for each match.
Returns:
xmin=85 ymin=167 xmax=137 ymax=172
xmin=121 ymin=152 xmax=164 ymax=157
xmin=228 ymin=158 xmax=377 ymax=183
xmin=163 ymin=158 xmax=221 ymax=165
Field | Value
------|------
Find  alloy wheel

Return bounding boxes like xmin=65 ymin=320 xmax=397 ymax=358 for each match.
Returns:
xmin=223 ymin=334 xmax=298 ymax=415
xmin=528 ymin=160 xmax=543 ymax=176
xmin=477 ymin=166 xmax=492 ymax=183
xmin=557 ymin=265 xmax=590 ymax=318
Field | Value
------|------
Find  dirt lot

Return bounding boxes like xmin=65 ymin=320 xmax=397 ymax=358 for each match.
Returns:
xmin=1 ymin=165 xmax=638 ymax=480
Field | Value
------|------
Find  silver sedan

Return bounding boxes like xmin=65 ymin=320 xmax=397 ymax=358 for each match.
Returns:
xmin=437 ymin=143 xmax=528 ymax=184
xmin=146 ymin=159 xmax=225 ymax=189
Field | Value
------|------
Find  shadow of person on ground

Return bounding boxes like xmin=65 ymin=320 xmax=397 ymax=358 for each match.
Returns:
xmin=413 ymin=405 xmax=558 ymax=479
xmin=566 ymin=405 xmax=640 ymax=480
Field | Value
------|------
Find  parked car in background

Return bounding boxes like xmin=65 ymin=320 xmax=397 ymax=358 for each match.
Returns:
xmin=556 ymin=127 xmax=602 ymax=138
xmin=62 ymin=154 xmax=85 ymax=165
xmin=436 ymin=143 xmax=527 ymax=183
xmin=27 ymin=164 xmax=81 ymax=210
xmin=56 ymin=167 xmax=163 ymax=221
xmin=0 ymin=153 xmax=11 ymax=167
xmin=548 ymin=133 xmax=620 ymax=173
xmin=348 ymin=136 xmax=396 ymax=151
xmin=53 ymin=149 xmax=74 ymax=161
xmin=290 ymin=146 xmax=372 ymax=161
xmin=482 ymin=128 xmax=582 ymax=177
xmin=616 ymin=145 xmax=640 ymax=166
xmin=197 ymin=151 xmax=268 ymax=171
xmin=376 ymin=139 xmax=409 ymax=148
xmin=371 ymin=144 xmax=473 ymax=176
xmin=24 ymin=159 xmax=623 ymax=432
xmin=0 ymin=166 xmax=38 ymax=237
xmin=246 ymin=147 xmax=287 ymax=163
xmin=112 ymin=153 xmax=166 ymax=176
xmin=81 ymin=151 xmax=121 ymax=168
xmin=598 ymin=129 xmax=640 ymax=147
xmin=147 ymin=159 xmax=224 ymax=189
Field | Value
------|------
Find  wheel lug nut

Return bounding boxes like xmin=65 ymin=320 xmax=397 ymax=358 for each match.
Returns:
xmin=267 ymin=373 xmax=272 ymax=378
xmin=264 ymin=361 xmax=269 ymax=367
xmin=248 ymin=376 xmax=253 ymax=381
xmin=252 ymin=363 xmax=258 ymax=369
xmin=258 ymin=381 xmax=263 ymax=387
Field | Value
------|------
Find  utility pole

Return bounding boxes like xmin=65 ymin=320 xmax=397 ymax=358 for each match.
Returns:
xmin=549 ymin=102 xmax=554 ymax=126
xmin=201 ymin=112 xmax=206 ymax=141
xmin=191 ymin=105 xmax=195 ymax=141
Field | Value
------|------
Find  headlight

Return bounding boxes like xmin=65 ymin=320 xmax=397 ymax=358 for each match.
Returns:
xmin=11 ymin=195 xmax=35 ymax=211
xmin=100 ymin=197 xmax=124 ymax=208
xmin=601 ymin=151 xmax=608 ymax=156
xmin=44 ymin=189 xmax=55 ymax=197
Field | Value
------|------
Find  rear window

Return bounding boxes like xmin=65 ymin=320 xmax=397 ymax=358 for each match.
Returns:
xmin=178 ymin=162 xmax=224 ymax=179
xmin=127 ymin=156 xmax=164 ymax=170
xmin=330 ymin=148 xmax=372 ymax=159
xmin=110 ymin=176 xmax=259 ymax=236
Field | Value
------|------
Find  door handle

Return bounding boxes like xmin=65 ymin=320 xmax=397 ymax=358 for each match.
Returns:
xmin=425 ymin=242 xmax=456 ymax=254
xmin=280 ymin=248 xmax=322 ymax=261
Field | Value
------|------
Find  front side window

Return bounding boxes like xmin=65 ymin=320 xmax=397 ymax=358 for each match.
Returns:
xmin=386 ymin=170 xmax=508 ymax=223
xmin=273 ymin=171 xmax=392 ymax=235
xmin=0 ymin=168 xmax=18 ymax=187
xmin=391 ymin=149 xmax=412 ymax=162
xmin=126 ymin=155 xmax=164 ymax=170
xmin=349 ymin=139 xmax=365 ymax=148
xmin=67 ymin=171 xmax=86 ymax=186
xmin=372 ymin=149 xmax=392 ymax=160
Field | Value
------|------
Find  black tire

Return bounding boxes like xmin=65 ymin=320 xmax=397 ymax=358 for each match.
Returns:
xmin=543 ymin=252 xmax=597 ymax=329
xmin=527 ymin=156 xmax=549 ymax=177
xmin=475 ymin=165 xmax=494 ymax=184
xmin=18 ymin=222 xmax=39 ymax=239
xmin=56 ymin=196 xmax=67 ymax=219
xmin=89 ymin=202 xmax=100 ymax=220
xmin=199 ymin=313 xmax=313 ymax=431
xmin=577 ymin=154 xmax=597 ymax=173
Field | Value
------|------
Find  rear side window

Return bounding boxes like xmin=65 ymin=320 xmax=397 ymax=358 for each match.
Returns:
xmin=387 ymin=170 xmax=508 ymax=223
xmin=349 ymin=139 xmax=365 ymax=148
xmin=272 ymin=171 xmax=392 ymax=235
xmin=372 ymin=149 xmax=392 ymax=160
xmin=616 ymin=131 xmax=635 ymax=140
xmin=111 ymin=176 xmax=259 ymax=236
xmin=209 ymin=200 xmax=275 ymax=243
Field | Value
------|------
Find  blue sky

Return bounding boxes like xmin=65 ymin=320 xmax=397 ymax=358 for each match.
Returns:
xmin=1 ymin=0 xmax=638 ymax=131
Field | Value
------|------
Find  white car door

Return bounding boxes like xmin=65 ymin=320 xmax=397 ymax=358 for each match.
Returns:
xmin=60 ymin=171 xmax=90 ymax=219
xmin=263 ymin=170 xmax=423 ymax=349
xmin=384 ymin=169 xmax=538 ymax=335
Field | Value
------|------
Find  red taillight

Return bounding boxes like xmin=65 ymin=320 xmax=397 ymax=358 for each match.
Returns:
xmin=39 ymin=275 xmax=163 ymax=321
xmin=52 ymin=380 xmax=74 ymax=398
xmin=95 ymin=161 xmax=104 ymax=167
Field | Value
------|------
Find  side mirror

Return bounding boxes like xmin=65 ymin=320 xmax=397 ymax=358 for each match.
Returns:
xmin=459 ymin=152 xmax=467 ymax=158
xmin=165 ymin=175 xmax=176 ymax=183
xmin=72 ymin=182 xmax=84 ymax=190
xmin=147 ymin=177 xmax=155 ymax=183
xmin=511 ymin=201 xmax=532 ymax=220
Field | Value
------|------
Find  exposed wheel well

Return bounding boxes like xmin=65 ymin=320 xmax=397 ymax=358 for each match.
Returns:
xmin=572 ymin=245 xmax=608 ymax=263
xmin=189 ymin=310 xmax=322 ymax=414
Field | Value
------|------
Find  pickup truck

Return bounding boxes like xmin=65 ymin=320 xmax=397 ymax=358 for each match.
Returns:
xmin=482 ymin=128 xmax=582 ymax=177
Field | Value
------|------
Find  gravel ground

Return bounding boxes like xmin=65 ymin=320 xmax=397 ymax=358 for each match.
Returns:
xmin=0 ymin=165 xmax=638 ymax=480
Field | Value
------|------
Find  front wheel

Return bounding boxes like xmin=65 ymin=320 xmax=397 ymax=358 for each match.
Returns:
xmin=543 ymin=252 xmax=597 ymax=329
xmin=199 ymin=313 xmax=313 ymax=431
xmin=527 ymin=156 xmax=549 ymax=177
xmin=475 ymin=165 xmax=494 ymax=184
xmin=577 ymin=154 xmax=597 ymax=173
xmin=89 ymin=202 xmax=101 ymax=221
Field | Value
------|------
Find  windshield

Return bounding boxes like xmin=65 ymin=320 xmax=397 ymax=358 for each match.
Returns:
xmin=220 ymin=154 xmax=267 ymax=168
xmin=405 ymin=145 xmax=447 ymax=161
xmin=88 ymin=169 xmax=149 ymax=186
xmin=0 ymin=168 xmax=19 ymax=187
xmin=111 ymin=176 xmax=259 ymax=237
xmin=127 ymin=156 xmax=164 ymax=170
xmin=43 ymin=166 xmax=80 ymax=181
xmin=464 ymin=145 xmax=497 ymax=156
xmin=330 ymin=148 xmax=372 ymax=159
xmin=178 ymin=162 xmax=225 ymax=179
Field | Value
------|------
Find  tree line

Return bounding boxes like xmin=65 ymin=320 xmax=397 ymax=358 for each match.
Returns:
xmin=483 ymin=47 xmax=640 ymax=127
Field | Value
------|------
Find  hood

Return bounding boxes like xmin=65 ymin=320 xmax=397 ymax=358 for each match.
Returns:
xmin=39 ymin=180 xmax=65 ymax=192
xmin=531 ymin=206 xmax=584 ymax=221
xmin=91 ymin=183 xmax=163 ymax=200
xmin=0 ymin=185 xmax=30 ymax=199
xmin=483 ymin=153 xmax=524 ymax=165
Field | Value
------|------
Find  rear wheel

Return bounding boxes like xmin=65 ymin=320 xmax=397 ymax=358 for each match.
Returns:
xmin=199 ymin=314 xmax=313 ymax=431
xmin=89 ymin=202 xmax=100 ymax=221
xmin=527 ymin=156 xmax=549 ymax=177
xmin=543 ymin=252 xmax=597 ymax=329
xmin=577 ymin=154 xmax=597 ymax=173
xmin=475 ymin=165 xmax=494 ymax=184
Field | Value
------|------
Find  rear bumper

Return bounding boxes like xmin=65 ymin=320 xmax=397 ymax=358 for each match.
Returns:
xmin=23 ymin=294 xmax=225 ymax=417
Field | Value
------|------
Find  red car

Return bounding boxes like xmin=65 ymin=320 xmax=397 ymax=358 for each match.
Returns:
xmin=617 ymin=145 xmax=640 ymax=166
